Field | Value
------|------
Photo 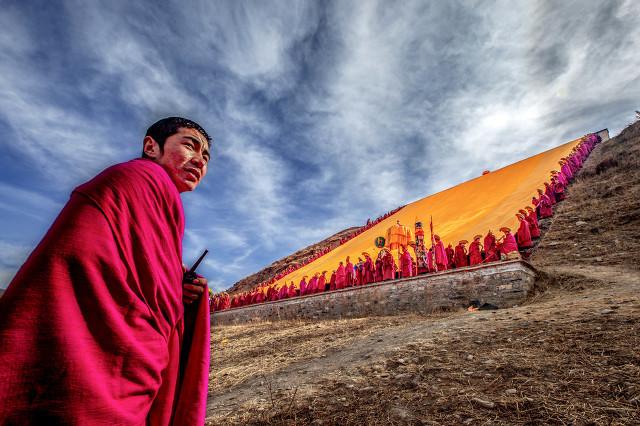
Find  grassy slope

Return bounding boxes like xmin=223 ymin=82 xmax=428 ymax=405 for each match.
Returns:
xmin=207 ymin=122 xmax=640 ymax=425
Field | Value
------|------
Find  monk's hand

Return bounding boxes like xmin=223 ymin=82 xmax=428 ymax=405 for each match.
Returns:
xmin=182 ymin=264 xmax=207 ymax=304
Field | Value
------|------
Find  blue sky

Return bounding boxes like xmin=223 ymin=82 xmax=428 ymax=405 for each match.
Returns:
xmin=1 ymin=0 xmax=639 ymax=291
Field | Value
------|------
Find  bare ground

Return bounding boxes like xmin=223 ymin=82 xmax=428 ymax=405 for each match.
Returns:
xmin=207 ymin=122 xmax=640 ymax=425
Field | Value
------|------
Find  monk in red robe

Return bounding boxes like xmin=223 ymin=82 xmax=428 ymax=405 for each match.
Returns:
xmin=307 ymin=274 xmax=319 ymax=294
xmin=445 ymin=244 xmax=455 ymax=269
xmin=469 ymin=235 xmax=483 ymax=265
xmin=427 ymin=247 xmax=435 ymax=272
xmin=544 ymin=182 xmax=556 ymax=205
xmin=454 ymin=240 xmax=469 ymax=268
xmin=345 ymin=256 xmax=355 ymax=287
xmin=434 ymin=235 xmax=448 ymax=271
xmin=551 ymin=176 xmax=565 ymax=201
xmin=498 ymin=227 xmax=520 ymax=260
xmin=299 ymin=276 xmax=308 ymax=296
xmin=382 ymin=249 xmax=396 ymax=280
xmin=335 ymin=262 xmax=346 ymax=289
xmin=318 ymin=271 xmax=327 ymax=292
xmin=484 ymin=230 xmax=498 ymax=262
xmin=524 ymin=207 xmax=541 ymax=238
xmin=355 ymin=258 xmax=364 ymax=285
xmin=288 ymin=282 xmax=297 ymax=298
xmin=375 ymin=254 xmax=384 ymax=282
xmin=537 ymin=189 xmax=554 ymax=218
xmin=400 ymin=246 xmax=414 ymax=278
xmin=0 ymin=117 xmax=211 ymax=425
xmin=516 ymin=213 xmax=533 ymax=249
xmin=362 ymin=253 xmax=375 ymax=284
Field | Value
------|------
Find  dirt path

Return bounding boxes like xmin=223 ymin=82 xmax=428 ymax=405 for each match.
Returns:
xmin=208 ymin=264 xmax=640 ymax=423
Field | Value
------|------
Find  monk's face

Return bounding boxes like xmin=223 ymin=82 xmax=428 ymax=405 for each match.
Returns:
xmin=145 ymin=127 xmax=210 ymax=192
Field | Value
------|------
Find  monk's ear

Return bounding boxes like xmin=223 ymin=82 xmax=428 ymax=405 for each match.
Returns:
xmin=142 ymin=136 xmax=162 ymax=159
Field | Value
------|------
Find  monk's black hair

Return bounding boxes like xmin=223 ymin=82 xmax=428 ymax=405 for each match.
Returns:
xmin=142 ymin=117 xmax=212 ymax=157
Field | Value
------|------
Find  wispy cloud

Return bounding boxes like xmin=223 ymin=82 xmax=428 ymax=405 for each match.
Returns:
xmin=0 ymin=0 xmax=638 ymax=290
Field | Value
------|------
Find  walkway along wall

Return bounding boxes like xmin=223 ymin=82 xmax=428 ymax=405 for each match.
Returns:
xmin=212 ymin=260 xmax=537 ymax=326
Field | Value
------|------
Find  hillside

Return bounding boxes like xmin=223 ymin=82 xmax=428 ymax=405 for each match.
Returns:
xmin=207 ymin=121 xmax=640 ymax=425
xmin=227 ymin=227 xmax=360 ymax=294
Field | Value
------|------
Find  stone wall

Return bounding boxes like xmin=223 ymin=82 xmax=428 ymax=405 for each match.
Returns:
xmin=213 ymin=260 xmax=537 ymax=326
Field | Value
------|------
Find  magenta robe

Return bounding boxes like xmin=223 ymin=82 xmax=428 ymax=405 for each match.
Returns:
xmin=469 ymin=241 xmax=483 ymax=265
xmin=454 ymin=245 xmax=468 ymax=268
xmin=501 ymin=233 xmax=519 ymax=254
xmin=400 ymin=250 xmax=413 ymax=278
xmin=382 ymin=252 xmax=395 ymax=280
xmin=0 ymin=159 xmax=209 ymax=425
xmin=526 ymin=212 xmax=541 ymax=238
xmin=435 ymin=241 xmax=449 ymax=270
xmin=516 ymin=218 xmax=533 ymax=248
xmin=345 ymin=262 xmax=355 ymax=286
xmin=335 ymin=265 xmax=346 ymax=289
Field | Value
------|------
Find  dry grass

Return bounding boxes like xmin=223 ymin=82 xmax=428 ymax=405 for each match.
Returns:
xmin=207 ymin=121 xmax=640 ymax=425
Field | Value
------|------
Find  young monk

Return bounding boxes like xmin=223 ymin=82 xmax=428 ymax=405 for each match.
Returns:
xmin=318 ymin=271 xmax=327 ymax=292
xmin=288 ymin=281 xmax=297 ymax=298
xmin=381 ymin=249 xmax=396 ymax=280
xmin=524 ymin=207 xmax=541 ymax=238
xmin=445 ymin=244 xmax=455 ymax=269
xmin=498 ymin=227 xmax=520 ymax=260
xmin=454 ymin=240 xmax=469 ymax=268
xmin=0 ymin=117 xmax=212 ymax=425
xmin=516 ymin=213 xmax=533 ymax=249
xmin=469 ymin=235 xmax=483 ymax=265
xmin=299 ymin=276 xmax=308 ymax=296
xmin=536 ymin=188 xmax=554 ymax=218
xmin=345 ymin=257 xmax=355 ymax=287
xmin=434 ymin=235 xmax=449 ymax=271
xmin=335 ymin=262 xmax=346 ymax=289
xmin=362 ymin=253 xmax=375 ymax=284
xmin=329 ymin=271 xmax=337 ymax=291
xmin=400 ymin=246 xmax=414 ymax=278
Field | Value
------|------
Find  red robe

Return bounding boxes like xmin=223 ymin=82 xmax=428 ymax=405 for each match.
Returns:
xmin=539 ymin=194 xmax=553 ymax=218
xmin=435 ymin=241 xmax=449 ymax=271
xmin=0 ymin=159 xmax=209 ymax=425
xmin=288 ymin=284 xmax=297 ymax=298
xmin=445 ymin=245 xmax=455 ymax=269
xmin=484 ymin=233 xmax=498 ymax=262
xmin=299 ymin=278 xmax=307 ymax=296
xmin=363 ymin=257 xmax=374 ymax=283
xmin=345 ymin=261 xmax=354 ymax=287
xmin=317 ymin=275 xmax=326 ymax=292
xmin=382 ymin=252 xmax=396 ymax=280
xmin=329 ymin=272 xmax=336 ymax=290
xmin=307 ymin=276 xmax=318 ymax=293
xmin=400 ymin=250 xmax=413 ymax=278
xmin=335 ymin=264 xmax=346 ymax=289
xmin=469 ymin=241 xmax=483 ymax=265
xmin=516 ymin=218 xmax=533 ymax=248
xmin=454 ymin=244 xmax=468 ymax=268
xmin=526 ymin=212 xmax=541 ymax=238
xmin=374 ymin=258 xmax=383 ymax=282
xmin=500 ymin=232 xmax=519 ymax=254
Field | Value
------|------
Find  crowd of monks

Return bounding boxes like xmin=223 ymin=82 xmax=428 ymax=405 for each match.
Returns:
xmin=211 ymin=133 xmax=600 ymax=312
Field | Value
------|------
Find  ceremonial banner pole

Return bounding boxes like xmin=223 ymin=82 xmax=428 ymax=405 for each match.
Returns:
xmin=430 ymin=215 xmax=438 ymax=272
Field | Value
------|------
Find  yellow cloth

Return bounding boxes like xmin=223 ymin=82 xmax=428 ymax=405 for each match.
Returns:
xmin=272 ymin=136 xmax=584 ymax=290
xmin=385 ymin=223 xmax=414 ymax=250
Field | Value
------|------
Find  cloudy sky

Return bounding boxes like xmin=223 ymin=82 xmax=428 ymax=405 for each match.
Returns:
xmin=1 ymin=0 xmax=638 ymax=291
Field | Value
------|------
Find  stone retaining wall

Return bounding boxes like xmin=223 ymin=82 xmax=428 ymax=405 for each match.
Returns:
xmin=212 ymin=260 xmax=537 ymax=326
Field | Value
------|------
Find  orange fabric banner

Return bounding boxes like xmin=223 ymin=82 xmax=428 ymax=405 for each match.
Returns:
xmin=273 ymin=137 xmax=583 ymax=289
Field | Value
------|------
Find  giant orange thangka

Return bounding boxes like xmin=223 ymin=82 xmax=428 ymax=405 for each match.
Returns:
xmin=271 ymin=136 xmax=590 ymax=290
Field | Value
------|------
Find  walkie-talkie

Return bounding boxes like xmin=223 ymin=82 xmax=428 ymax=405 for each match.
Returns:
xmin=183 ymin=249 xmax=208 ymax=282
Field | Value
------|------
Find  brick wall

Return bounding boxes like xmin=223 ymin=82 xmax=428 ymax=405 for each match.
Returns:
xmin=212 ymin=260 xmax=537 ymax=326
